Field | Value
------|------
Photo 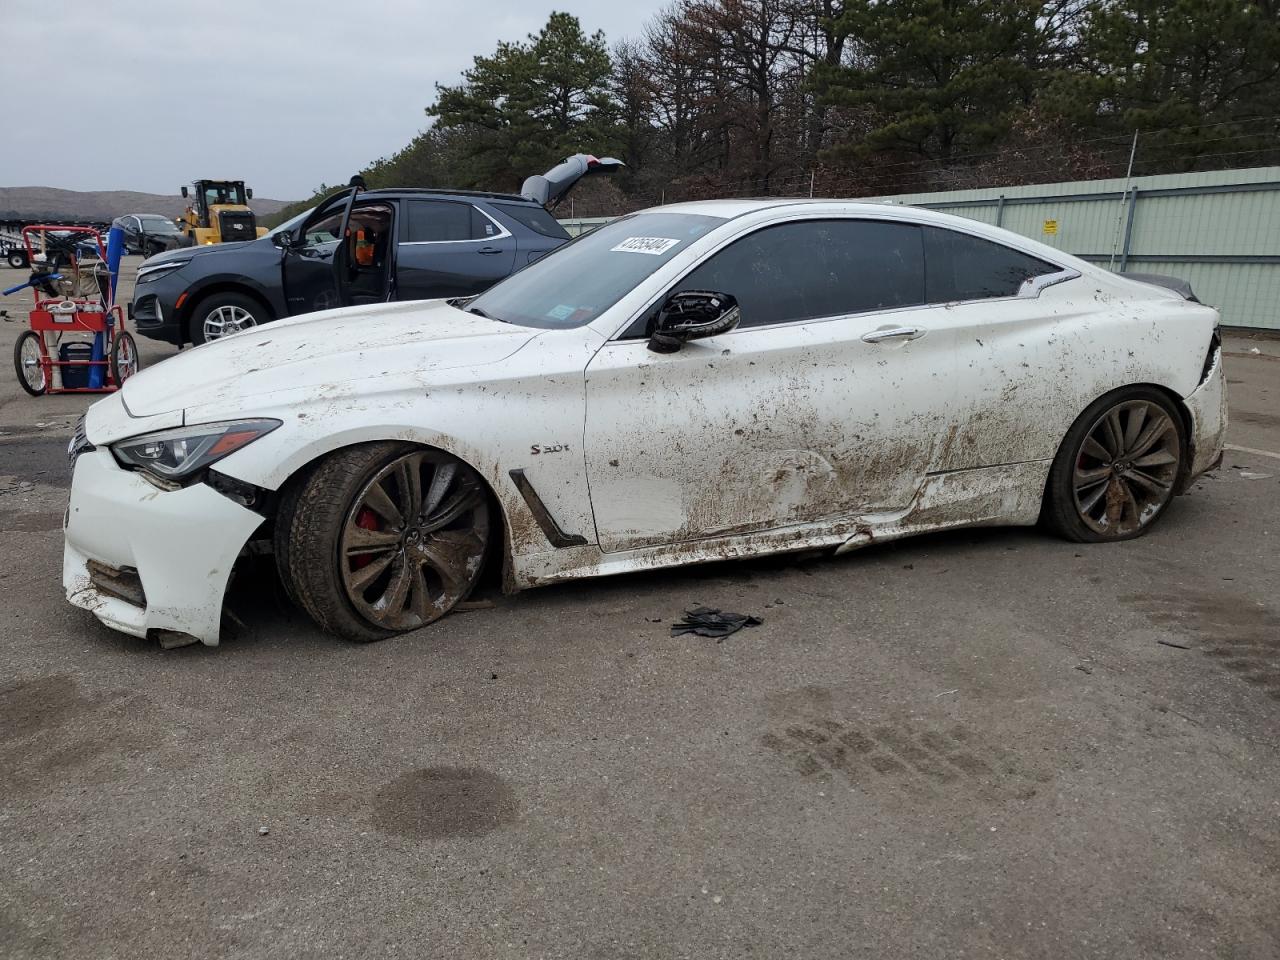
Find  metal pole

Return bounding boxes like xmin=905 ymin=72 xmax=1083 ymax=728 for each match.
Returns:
xmin=1108 ymin=131 xmax=1140 ymax=269
xmin=809 ymin=170 xmax=815 ymax=198
xmin=996 ymin=194 xmax=1006 ymax=227
xmin=1119 ymin=189 xmax=1139 ymax=271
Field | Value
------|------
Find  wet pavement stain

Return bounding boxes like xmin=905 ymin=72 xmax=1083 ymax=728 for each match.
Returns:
xmin=0 ymin=509 xmax=63 ymax=532
xmin=371 ymin=766 xmax=517 ymax=839
xmin=0 ymin=675 xmax=165 ymax=799
xmin=0 ymin=674 xmax=98 ymax=732
xmin=0 ymin=436 xmax=73 ymax=487
xmin=1122 ymin=592 xmax=1280 ymax=700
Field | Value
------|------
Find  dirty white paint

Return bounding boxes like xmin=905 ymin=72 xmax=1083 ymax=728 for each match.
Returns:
xmin=63 ymin=449 xmax=264 ymax=645
xmin=65 ymin=199 xmax=1226 ymax=645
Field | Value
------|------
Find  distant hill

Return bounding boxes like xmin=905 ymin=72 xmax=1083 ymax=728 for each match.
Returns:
xmin=0 ymin=186 xmax=294 ymax=222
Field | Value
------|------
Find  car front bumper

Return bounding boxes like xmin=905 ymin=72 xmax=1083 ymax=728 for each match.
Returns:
xmin=130 ymin=275 xmax=185 ymax=345
xmin=63 ymin=448 xmax=264 ymax=646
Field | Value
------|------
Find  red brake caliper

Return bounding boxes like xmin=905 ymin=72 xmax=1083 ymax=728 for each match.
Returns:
xmin=352 ymin=508 xmax=380 ymax=569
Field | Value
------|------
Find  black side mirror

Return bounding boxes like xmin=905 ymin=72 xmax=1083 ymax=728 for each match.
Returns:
xmin=247 ymin=188 xmax=254 ymax=200
xmin=647 ymin=290 xmax=740 ymax=353
xmin=270 ymin=230 xmax=293 ymax=249
xmin=181 ymin=186 xmax=188 ymax=198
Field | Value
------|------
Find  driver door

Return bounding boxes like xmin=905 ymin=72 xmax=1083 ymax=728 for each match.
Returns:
xmin=282 ymin=189 xmax=355 ymax=315
xmin=583 ymin=218 xmax=959 ymax=553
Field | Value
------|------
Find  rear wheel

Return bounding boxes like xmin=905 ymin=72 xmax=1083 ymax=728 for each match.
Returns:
xmin=13 ymin=331 xmax=46 ymax=396
xmin=1044 ymin=387 xmax=1185 ymax=542
xmin=110 ymin=331 xmax=140 ymax=385
xmin=190 ymin=291 xmax=268 ymax=345
xmin=275 ymin=443 xmax=491 ymax=642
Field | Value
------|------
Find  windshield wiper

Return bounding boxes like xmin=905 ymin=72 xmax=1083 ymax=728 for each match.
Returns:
xmin=466 ymin=305 xmax=509 ymax=323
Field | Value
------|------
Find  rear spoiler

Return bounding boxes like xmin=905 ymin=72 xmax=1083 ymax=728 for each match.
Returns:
xmin=521 ymin=153 xmax=625 ymax=210
xmin=1122 ymin=272 xmax=1199 ymax=303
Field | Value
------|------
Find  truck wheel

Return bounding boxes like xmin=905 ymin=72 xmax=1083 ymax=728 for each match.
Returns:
xmin=7 ymin=250 xmax=26 ymax=269
xmin=190 ymin=292 xmax=270 ymax=345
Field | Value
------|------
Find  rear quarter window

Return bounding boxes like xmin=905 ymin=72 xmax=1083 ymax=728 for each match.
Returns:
xmin=924 ymin=227 xmax=1060 ymax=302
xmin=493 ymin=202 xmax=570 ymax=240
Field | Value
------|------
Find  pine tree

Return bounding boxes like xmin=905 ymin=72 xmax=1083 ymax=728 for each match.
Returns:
xmin=428 ymin=12 xmax=619 ymax=190
xmin=819 ymin=0 xmax=1049 ymax=163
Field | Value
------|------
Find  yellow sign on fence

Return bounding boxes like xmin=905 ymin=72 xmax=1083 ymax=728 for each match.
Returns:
xmin=1042 ymin=219 xmax=1059 ymax=235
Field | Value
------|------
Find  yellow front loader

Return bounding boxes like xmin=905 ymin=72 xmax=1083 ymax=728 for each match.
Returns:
xmin=177 ymin=179 xmax=268 ymax=245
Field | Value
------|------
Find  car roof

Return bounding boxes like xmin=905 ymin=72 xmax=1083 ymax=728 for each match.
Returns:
xmin=643 ymin=197 xmax=975 ymax=221
xmin=361 ymin=187 xmax=534 ymax=204
xmin=638 ymin=197 xmax=1098 ymax=276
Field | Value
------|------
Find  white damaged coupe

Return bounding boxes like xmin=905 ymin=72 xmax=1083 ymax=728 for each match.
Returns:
xmin=64 ymin=199 xmax=1227 ymax=646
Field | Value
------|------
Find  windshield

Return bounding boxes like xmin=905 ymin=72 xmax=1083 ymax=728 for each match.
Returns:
xmin=466 ymin=212 xmax=723 ymax=328
xmin=140 ymin=216 xmax=181 ymax=234
xmin=204 ymin=183 xmax=246 ymax=207
xmin=267 ymin=207 xmax=314 ymax=237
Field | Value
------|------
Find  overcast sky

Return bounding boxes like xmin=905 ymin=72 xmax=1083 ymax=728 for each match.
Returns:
xmin=0 ymin=1 xmax=664 ymax=201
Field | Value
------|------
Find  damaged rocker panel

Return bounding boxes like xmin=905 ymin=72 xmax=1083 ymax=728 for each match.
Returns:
xmin=508 ymin=468 xmax=589 ymax=548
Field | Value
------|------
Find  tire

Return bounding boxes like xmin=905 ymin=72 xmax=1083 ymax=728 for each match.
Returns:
xmin=190 ymin=291 xmax=269 ymax=345
xmin=1044 ymin=386 xmax=1186 ymax=543
xmin=110 ymin=331 xmax=140 ymax=385
xmin=7 ymin=250 xmax=26 ymax=269
xmin=13 ymin=331 xmax=46 ymax=396
xmin=275 ymin=443 xmax=492 ymax=642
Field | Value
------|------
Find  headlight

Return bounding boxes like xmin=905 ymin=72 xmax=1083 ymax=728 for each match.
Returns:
xmin=112 ymin=419 xmax=280 ymax=483
xmin=136 ymin=259 xmax=190 ymax=284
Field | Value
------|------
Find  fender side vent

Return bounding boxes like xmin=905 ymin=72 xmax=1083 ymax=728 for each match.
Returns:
xmin=508 ymin=469 xmax=588 ymax=548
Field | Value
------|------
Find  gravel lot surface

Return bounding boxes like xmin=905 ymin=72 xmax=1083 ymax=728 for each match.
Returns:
xmin=2 ymin=259 xmax=1278 ymax=958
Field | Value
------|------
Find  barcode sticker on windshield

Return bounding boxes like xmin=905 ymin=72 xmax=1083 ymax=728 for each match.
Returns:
xmin=611 ymin=237 xmax=680 ymax=255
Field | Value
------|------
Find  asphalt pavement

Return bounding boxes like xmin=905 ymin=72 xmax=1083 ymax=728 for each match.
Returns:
xmin=2 ymin=258 xmax=1278 ymax=959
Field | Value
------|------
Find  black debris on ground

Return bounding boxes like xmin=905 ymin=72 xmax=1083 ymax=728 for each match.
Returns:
xmin=670 ymin=607 xmax=763 ymax=639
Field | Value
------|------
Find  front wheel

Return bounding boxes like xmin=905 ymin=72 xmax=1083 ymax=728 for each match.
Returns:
xmin=275 ymin=443 xmax=492 ymax=642
xmin=13 ymin=331 xmax=47 ymax=396
xmin=7 ymin=250 xmax=26 ymax=269
xmin=190 ymin=291 xmax=268 ymax=345
xmin=110 ymin=331 xmax=140 ymax=385
xmin=1044 ymin=387 xmax=1185 ymax=542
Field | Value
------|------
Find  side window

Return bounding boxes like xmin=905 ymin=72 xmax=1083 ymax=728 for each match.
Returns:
xmin=299 ymin=210 xmax=344 ymax=255
xmin=493 ymin=202 xmax=570 ymax=239
xmin=406 ymin=200 xmax=485 ymax=242
xmin=672 ymin=219 xmax=924 ymax=329
xmin=923 ymin=227 xmax=1060 ymax=302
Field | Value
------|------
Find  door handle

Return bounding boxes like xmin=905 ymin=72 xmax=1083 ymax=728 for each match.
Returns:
xmin=477 ymin=246 xmax=502 ymax=255
xmin=862 ymin=325 xmax=925 ymax=343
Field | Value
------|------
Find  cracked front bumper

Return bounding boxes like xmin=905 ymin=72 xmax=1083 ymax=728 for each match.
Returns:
xmin=62 ymin=449 xmax=264 ymax=646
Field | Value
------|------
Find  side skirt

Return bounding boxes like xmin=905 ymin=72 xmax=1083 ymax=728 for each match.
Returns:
xmin=510 ymin=460 xmax=1051 ymax=588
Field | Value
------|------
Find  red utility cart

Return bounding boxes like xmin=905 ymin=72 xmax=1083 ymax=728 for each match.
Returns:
xmin=9 ymin=225 xmax=139 ymax=396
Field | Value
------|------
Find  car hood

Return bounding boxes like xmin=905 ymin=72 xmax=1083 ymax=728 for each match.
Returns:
xmin=119 ymin=299 xmax=541 ymax=417
xmin=139 ymin=239 xmax=258 ymax=268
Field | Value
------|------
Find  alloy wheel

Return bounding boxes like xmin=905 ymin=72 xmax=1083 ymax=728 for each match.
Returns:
xmin=1072 ymin=399 xmax=1181 ymax=537
xmin=339 ymin=451 xmax=490 ymax=631
xmin=202 ymin=304 xmax=257 ymax=341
